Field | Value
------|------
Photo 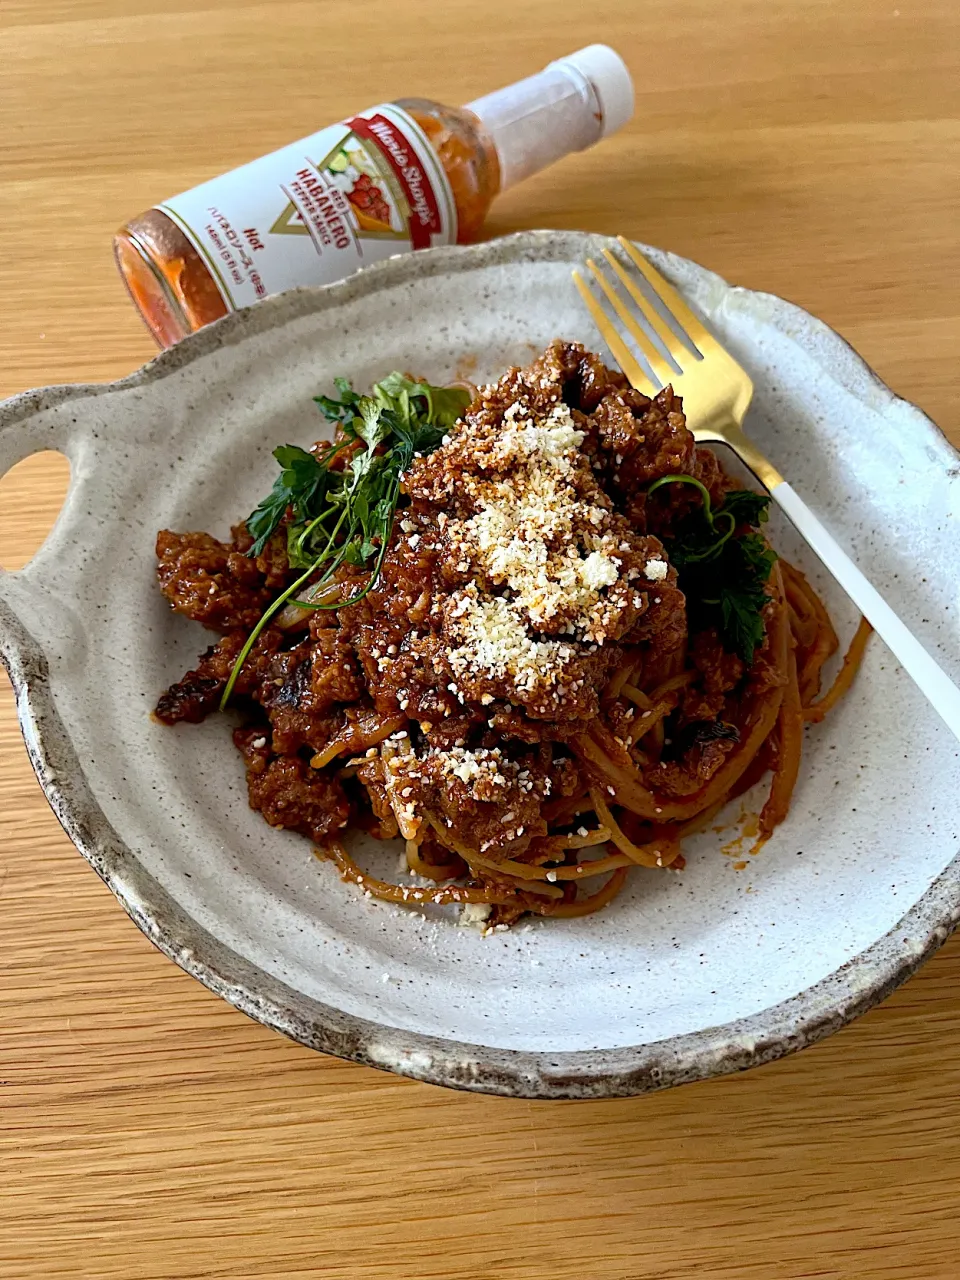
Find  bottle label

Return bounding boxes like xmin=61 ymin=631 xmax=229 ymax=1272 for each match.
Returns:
xmin=158 ymin=105 xmax=457 ymax=312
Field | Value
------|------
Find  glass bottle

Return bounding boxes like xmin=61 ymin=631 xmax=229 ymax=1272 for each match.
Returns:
xmin=114 ymin=46 xmax=633 ymax=348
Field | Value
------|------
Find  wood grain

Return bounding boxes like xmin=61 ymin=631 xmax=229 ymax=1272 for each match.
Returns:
xmin=1 ymin=2 xmax=958 ymax=1277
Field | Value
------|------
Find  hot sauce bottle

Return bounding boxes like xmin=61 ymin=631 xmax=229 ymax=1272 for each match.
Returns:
xmin=114 ymin=46 xmax=633 ymax=348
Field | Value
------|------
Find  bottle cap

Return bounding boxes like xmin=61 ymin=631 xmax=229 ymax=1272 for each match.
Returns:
xmin=466 ymin=45 xmax=634 ymax=191
xmin=548 ymin=45 xmax=634 ymax=139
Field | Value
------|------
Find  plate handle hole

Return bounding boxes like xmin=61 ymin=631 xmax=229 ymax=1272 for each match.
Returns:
xmin=0 ymin=450 xmax=72 ymax=571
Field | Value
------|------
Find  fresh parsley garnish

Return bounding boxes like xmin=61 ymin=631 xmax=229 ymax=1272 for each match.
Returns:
xmin=247 ymin=444 xmax=336 ymax=558
xmin=220 ymin=372 xmax=470 ymax=709
xmin=312 ymin=376 xmax=361 ymax=426
xmin=370 ymin=371 xmax=470 ymax=432
xmin=647 ymin=474 xmax=777 ymax=664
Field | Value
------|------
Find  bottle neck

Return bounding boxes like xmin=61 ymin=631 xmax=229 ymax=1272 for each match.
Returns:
xmin=465 ymin=64 xmax=604 ymax=191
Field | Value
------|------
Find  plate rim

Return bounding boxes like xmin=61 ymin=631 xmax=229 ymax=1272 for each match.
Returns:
xmin=2 ymin=228 xmax=958 ymax=1099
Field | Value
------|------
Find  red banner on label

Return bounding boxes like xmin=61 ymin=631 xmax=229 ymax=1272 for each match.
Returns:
xmin=346 ymin=113 xmax=443 ymax=249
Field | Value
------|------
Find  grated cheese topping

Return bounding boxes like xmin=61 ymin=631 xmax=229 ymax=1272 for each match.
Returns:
xmin=459 ymin=902 xmax=493 ymax=928
xmin=436 ymin=744 xmax=514 ymax=789
xmin=402 ymin=375 xmax=678 ymax=713
xmin=451 ymin=402 xmax=622 ymax=634
xmin=446 ymin=587 xmax=577 ymax=694
xmin=428 ymin=399 xmax=651 ymax=699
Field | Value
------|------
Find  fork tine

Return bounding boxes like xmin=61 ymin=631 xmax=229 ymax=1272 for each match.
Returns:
xmin=601 ymin=248 xmax=692 ymax=369
xmin=572 ymin=270 xmax=656 ymax=397
xmin=586 ymin=258 xmax=675 ymax=387
xmin=617 ymin=237 xmax=718 ymax=355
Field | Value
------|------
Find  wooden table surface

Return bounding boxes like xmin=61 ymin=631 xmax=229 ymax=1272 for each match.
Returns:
xmin=2 ymin=2 xmax=959 ymax=1277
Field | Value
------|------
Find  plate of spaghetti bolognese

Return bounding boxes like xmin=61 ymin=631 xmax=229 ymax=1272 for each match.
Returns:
xmin=1 ymin=231 xmax=957 ymax=1096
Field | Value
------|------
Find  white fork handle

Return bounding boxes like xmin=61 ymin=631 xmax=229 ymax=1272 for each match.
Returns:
xmin=774 ymin=482 xmax=960 ymax=742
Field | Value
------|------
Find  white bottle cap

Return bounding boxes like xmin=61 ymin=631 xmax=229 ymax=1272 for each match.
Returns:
xmin=466 ymin=46 xmax=634 ymax=191
xmin=548 ymin=45 xmax=634 ymax=139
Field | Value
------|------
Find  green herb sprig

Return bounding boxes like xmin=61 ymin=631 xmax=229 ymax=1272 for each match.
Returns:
xmin=220 ymin=373 xmax=470 ymax=709
xmin=647 ymin=474 xmax=777 ymax=663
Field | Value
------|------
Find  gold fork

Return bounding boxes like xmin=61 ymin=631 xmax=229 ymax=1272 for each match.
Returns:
xmin=574 ymin=237 xmax=960 ymax=742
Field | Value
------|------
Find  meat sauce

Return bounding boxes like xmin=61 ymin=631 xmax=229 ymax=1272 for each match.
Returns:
xmin=155 ymin=341 xmax=769 ymax=872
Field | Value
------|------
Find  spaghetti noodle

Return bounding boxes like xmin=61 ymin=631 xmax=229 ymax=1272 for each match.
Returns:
xmin=154 ymin=341 xmax=868 ymax=928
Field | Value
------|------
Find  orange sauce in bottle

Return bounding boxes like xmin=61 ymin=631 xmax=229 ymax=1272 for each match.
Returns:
xmin=115 ymin=48 xmax=632 ymax=347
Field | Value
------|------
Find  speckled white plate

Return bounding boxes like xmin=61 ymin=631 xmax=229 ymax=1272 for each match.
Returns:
xmin=2 ymin=231 xmax=958 ymax=1098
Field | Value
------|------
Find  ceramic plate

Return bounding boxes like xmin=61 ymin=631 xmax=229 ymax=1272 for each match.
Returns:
xmin=2 ymin=231 xmax=958 ymax=1098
